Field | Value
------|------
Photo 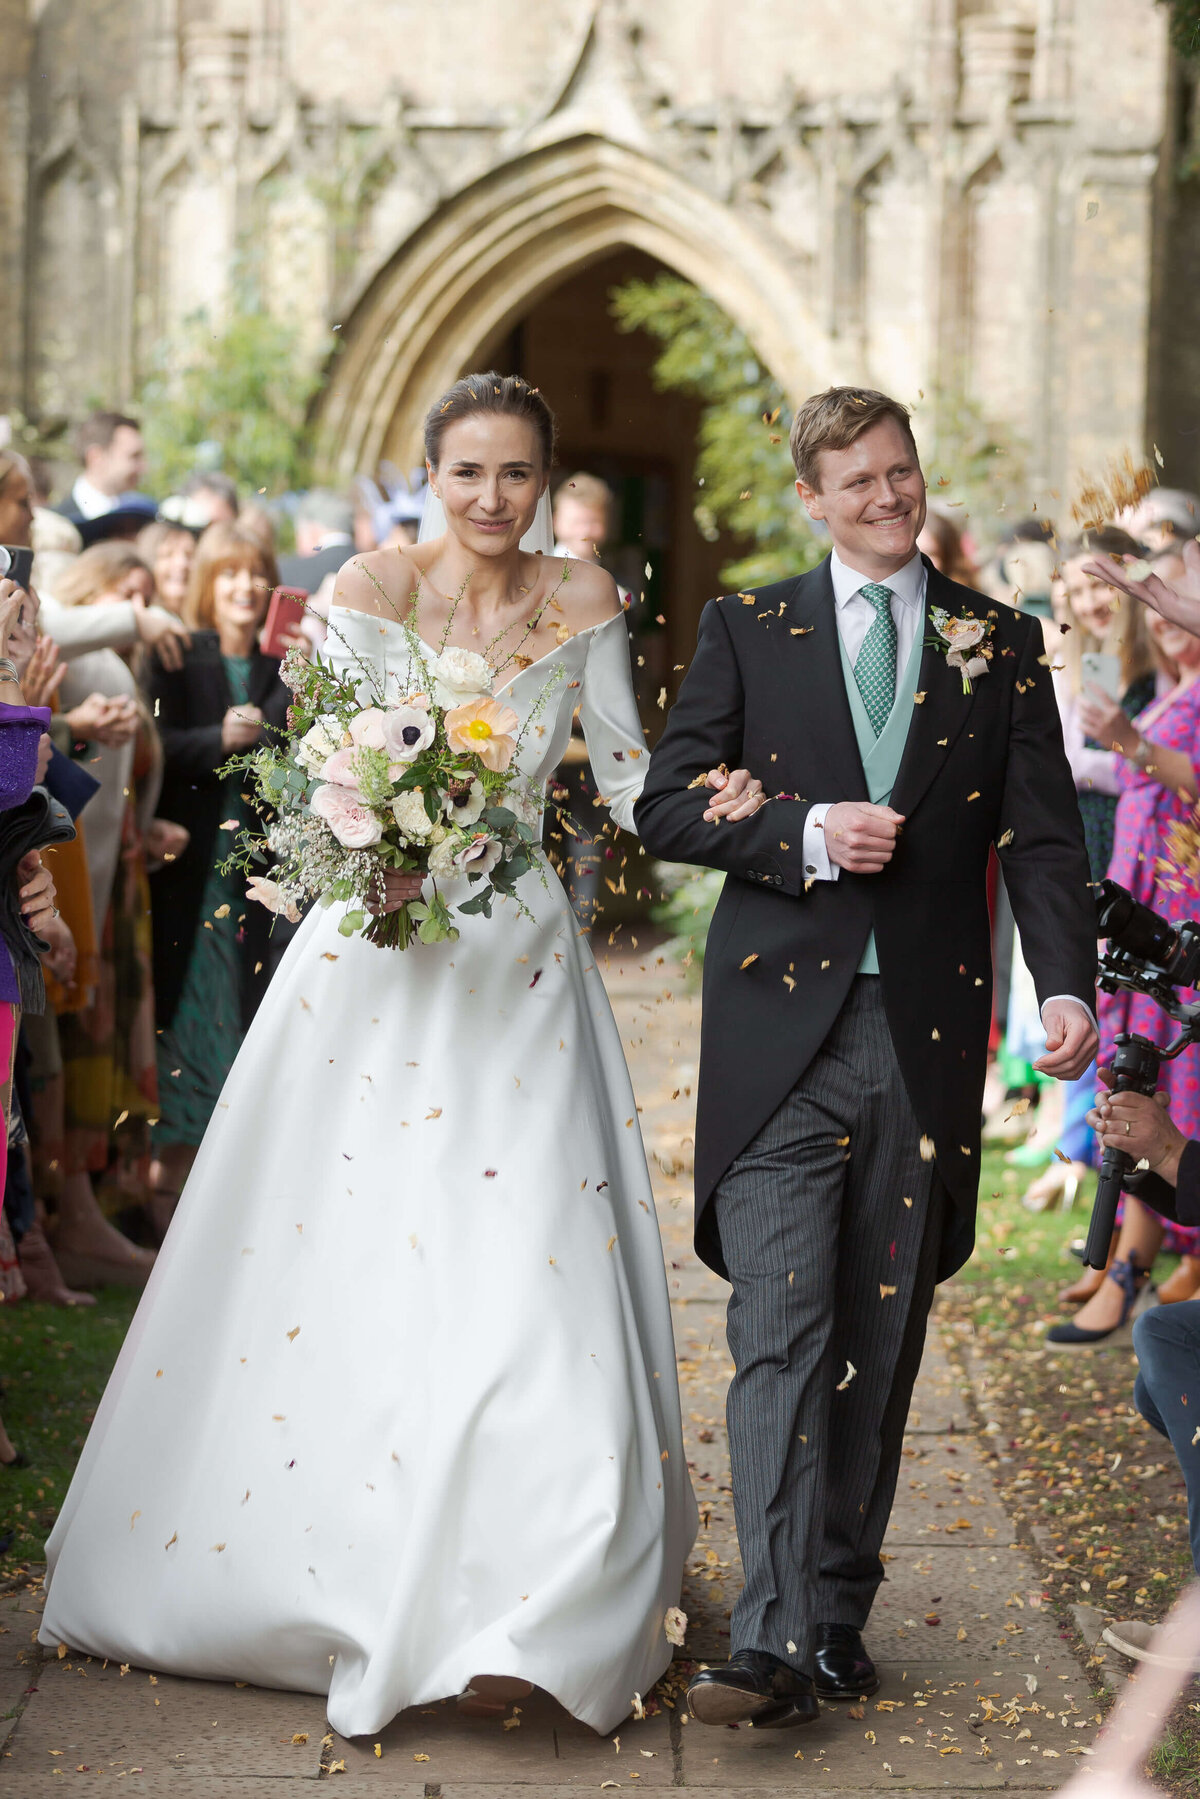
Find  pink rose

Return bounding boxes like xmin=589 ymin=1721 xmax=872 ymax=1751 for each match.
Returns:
xmin=348 ymin=708 xmax=388 ymax=751
xmin=310 ymin=782 xmax=383 ymax=848
xmin=319 ymin=746 xmax=366 ymax=791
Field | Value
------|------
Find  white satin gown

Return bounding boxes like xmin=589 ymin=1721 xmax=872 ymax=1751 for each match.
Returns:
xmin=40 ymin=606 xmax=697 ymax=1737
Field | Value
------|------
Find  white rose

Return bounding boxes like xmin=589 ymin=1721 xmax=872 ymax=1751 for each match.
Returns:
xmin=296 ymin=717 xmax=344 ymax=774
xmin=428 ymin=832 xmax=464 ymax=878
xmin=428 ymin=646 xmax=492 ymax=710
xmin=392 ymin=788 xmax=434 ymax=841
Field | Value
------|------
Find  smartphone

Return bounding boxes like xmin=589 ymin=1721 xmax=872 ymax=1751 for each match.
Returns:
xmin=260 ymin=586 xmax=309 ymax=658
xmin=1080 ymin=650 xmax=1122 ymax=702
xmin=0 ymin=546 xmax=33 ymax=590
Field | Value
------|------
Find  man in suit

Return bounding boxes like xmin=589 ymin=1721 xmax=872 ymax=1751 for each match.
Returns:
xmin=635 ymin=387 xmax=1098 ymax=1729
xmin=54 ymin=412 xmax=158 ymax=546
xmin=277 ymin=490 xmax=356 ymax=593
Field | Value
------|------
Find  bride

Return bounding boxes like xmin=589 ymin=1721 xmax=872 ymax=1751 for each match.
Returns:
xmin=39 ymin=373 xmax=763 ymax=1737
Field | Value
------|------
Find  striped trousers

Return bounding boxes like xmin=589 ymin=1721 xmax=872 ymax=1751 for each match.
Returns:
xmin=713 ymin=976 xmax=943 ymax=1669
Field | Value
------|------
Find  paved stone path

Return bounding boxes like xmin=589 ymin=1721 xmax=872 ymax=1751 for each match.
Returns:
xmin=0 ymin=946 xmax=1102 ymax=1793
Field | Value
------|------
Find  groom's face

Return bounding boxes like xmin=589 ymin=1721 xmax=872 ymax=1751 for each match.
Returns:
xmin=797 ymin=418 xmax=927 ymax=577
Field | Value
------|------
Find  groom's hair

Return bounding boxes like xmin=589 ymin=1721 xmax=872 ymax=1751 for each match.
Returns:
xmin=789 ymin=387 xmax=918 ymax=491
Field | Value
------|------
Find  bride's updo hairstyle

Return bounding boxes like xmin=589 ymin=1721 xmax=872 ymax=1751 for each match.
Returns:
xmin=423 ymin=372 xmax=557 ymax=471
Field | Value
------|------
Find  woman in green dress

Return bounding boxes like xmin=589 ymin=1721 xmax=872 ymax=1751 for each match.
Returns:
xmin=144 ymin=524 xmax=292 ymax=1219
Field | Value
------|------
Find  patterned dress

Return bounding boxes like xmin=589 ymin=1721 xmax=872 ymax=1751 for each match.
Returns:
xmin=1102 ymin=674 xmax=1200 ymax=1253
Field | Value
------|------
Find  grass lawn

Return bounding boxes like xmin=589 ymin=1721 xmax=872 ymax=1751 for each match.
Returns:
xmin=0 ymin=1287 xmax=139 ymax=1578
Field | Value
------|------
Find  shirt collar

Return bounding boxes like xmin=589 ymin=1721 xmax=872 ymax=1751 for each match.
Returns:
xmin=71 ymin=475 xmax=119 ymax=520
xmin=830 ymin=547 xmax=927 ymax=612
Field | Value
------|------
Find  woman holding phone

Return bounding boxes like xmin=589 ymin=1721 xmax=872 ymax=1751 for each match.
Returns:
xmin=1017 ymin=528 xmax=1160 ymax=1216
xmin=143 ymin=523 xmax=291 ymax=1218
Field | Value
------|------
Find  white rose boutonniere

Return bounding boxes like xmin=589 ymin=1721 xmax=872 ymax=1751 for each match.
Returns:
xmin=929 ymin=606 xmax=996 ymax=695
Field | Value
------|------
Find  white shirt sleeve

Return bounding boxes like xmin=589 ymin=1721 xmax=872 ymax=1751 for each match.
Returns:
xmin=802 ymin=803 xmax=839 ymax=881
xmin=1040 ymin=994 xmax=1100 ymax=1036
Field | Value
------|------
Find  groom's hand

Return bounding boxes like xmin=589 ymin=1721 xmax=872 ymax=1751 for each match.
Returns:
xmin=1034 ymin=999 xmax=1098 ymax=1081
xmin=703 ymin=767 xmax=766 ymax=821
xmin=822 ymin=801 xmax=905 ymax=873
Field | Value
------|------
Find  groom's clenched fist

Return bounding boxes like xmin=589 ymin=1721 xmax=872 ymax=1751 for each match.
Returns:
xmin=822 ymin=801 xmax=905 ymax=874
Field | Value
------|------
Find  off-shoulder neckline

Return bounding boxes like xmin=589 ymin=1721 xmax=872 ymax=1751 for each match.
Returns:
xmin=325 ymin=605 xmax=624 ymax=699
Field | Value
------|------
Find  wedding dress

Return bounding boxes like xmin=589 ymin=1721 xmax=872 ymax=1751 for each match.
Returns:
xmin=40 ymin=602 xmax=697 ymax=1737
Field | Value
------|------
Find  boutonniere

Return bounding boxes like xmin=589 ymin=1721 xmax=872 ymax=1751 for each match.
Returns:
xmin=928 ymin=606 xmax=996 ymax=695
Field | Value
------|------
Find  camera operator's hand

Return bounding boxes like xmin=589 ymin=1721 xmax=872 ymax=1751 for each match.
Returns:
xmin=1034 ymin=998 xmax=1098 ymax=1081
xmin=1088 ymin=1068 xmax=1189 ymax=1184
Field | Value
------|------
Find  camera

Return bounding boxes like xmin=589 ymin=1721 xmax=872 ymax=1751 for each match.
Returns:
xmin=1084 ymin=880 xmax=1200 ymax=1266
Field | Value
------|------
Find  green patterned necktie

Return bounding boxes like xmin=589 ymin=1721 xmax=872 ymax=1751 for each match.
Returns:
xmin=853 ymin=583 xmax=898 ymax=736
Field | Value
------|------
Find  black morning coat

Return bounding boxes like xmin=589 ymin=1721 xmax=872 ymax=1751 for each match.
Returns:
xmin=634 ymin=555 xmax=1099 ymax=1284
xmin=144 ymin=632 xmax=290 ymax=1033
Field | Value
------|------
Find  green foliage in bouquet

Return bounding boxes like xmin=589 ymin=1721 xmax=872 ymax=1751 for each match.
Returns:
xmin=609 ymin=274 xmax=826 ymax=591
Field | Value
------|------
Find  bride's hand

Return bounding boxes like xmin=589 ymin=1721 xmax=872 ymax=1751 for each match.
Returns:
xmin=703 ymin=766 xmax=766 ymax=822
xmin=368 ymin=868 xmax=426 ymax=914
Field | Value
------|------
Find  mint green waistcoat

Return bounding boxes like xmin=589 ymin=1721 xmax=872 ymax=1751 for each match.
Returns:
xmin=837 ymin=619 xmax=925 ymax=974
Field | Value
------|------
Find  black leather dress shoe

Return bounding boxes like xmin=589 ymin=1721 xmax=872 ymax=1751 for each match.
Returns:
xmin=687 ymin=1649 xmax=819 ymax=1728
xmin=813 ymin=1623 xmax=879 ymax=1699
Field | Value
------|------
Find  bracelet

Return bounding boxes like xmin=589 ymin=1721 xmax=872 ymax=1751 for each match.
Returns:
xmin=0 ymin=658 xmax=21 ymax=685
xmin=1129 ymin=736 xmax=1156 ymax=772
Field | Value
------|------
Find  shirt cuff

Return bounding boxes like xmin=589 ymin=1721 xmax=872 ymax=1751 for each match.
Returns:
xmin=802 ymin=803 xmax=839 ymax=882
xmin=1040 ymin=994 xmax=1099 ymax=1036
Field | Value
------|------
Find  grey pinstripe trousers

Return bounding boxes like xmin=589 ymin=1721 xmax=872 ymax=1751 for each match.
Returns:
xmin=713 ymin=976 xmax=943 ymax=1670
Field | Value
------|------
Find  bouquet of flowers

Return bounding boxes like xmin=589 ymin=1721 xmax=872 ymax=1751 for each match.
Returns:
xmin=222 ymin=634 xmax=551 ymax=950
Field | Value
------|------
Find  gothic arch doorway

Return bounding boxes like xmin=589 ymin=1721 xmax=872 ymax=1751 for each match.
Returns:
xmin=314 ymin=134 xmax=823 ymax=480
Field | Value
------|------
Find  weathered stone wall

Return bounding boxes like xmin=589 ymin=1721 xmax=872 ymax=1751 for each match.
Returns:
xmin=5 ymin=0 xmax=1193 ymax=506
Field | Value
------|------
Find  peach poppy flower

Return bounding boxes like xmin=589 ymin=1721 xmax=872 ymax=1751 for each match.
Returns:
xmin=444 ymin=697 xmax=520 ymax=772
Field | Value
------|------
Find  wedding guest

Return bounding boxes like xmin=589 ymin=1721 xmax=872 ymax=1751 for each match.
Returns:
xmin=49 ymin=545 xmax=171 ymax=1283
xmin=237 ymin=502 xmax=278 ymax=555
xmin=1049 ymin=599 xmax=1200 ymax=1340
xmin=277 ymin=490 xmax=355 ymax=593
xmin=137 ymin=519 xmax=195 ymax=617
xmin=916 ymin=503 xmax=980 ymax=589
xmin=53 ymin=412 xmax=158 ymax=548
xmin=33 ymin=506 xmax=189 ymax=671
xmin=144 ymin=523 xmax=287 ymax=1215
xmin=0 ymin=449 xmax=35 ymax=547
xmin=0 ymin=571 xmax=63 ymax=1465
xmin=1023 ymin=528 xmax=1158 ymax=1214
xmin=1122 ymin=489 xmax=1200 ymax=552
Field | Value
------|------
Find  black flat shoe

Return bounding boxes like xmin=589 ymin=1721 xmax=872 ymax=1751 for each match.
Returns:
xmin=0 ymin=1453 xmax=27 ymax=1470
xmin=687 ymin=1649 xmax=818 ymax=1728
xmin=813 ymin=1624 xmax=878 ymax=1700
xmin=1047 ymin=1253 xmax=1146 ymax=1346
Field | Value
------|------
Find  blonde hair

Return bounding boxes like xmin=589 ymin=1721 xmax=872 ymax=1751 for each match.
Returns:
xmin=1058 ymin=570 xmax=1155 ymax=695
xmin=53 ymin=541 xmax=151 ymax=607
xmin=789 ymin=386 xmax=917 ymax=491
xmin=184 ymin=523 xmax=278 ymax=629
xmin=554 ymin=472 xmax=613 ymax=522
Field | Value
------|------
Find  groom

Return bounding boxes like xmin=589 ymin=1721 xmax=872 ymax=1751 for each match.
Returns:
xmin=636 ymin=387 xmax=1097 ymax=1728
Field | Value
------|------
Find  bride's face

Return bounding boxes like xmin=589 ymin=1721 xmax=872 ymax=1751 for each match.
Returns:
xmin=428 ymin=413 xmax=548 ymax=557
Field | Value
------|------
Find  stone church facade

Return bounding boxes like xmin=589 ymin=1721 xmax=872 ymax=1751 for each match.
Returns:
xmin=2 ymin=0 xmax=1196 ymax=507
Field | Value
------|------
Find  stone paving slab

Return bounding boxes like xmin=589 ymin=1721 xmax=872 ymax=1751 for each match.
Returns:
xmin=326 ymin=1690 xmax=674 ymax=1784
xmin=3 ymin=1654 xmax=327 ymax=1781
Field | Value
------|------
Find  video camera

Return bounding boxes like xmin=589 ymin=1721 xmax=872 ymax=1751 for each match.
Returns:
xmin=1085 ymin=879 xmax=1200 ymax=1266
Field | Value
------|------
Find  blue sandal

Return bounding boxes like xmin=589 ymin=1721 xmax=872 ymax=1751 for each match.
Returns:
xmin=1046 ymin=1254 xmax=1146 ymax=1345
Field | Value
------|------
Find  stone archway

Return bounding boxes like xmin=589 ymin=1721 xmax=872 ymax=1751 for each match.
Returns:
xmin=315 ymin=133 xmax=828 ymax=478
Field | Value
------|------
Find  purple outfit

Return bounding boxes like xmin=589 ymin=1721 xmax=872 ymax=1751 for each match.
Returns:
xmin=1102 ymin=678 xmax=1200 ymax=1252
xmin=0 ymin=703 xmax=52 ymax=1004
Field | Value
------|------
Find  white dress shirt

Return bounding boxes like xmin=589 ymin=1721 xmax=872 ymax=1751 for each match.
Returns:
xmin=796 ymin=550 xmax=1095 ymax=1035
xmin=70 ymin=474 xmax=120 ymax=520
xmin=801 ymin=549 xmax=926 ymax=881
